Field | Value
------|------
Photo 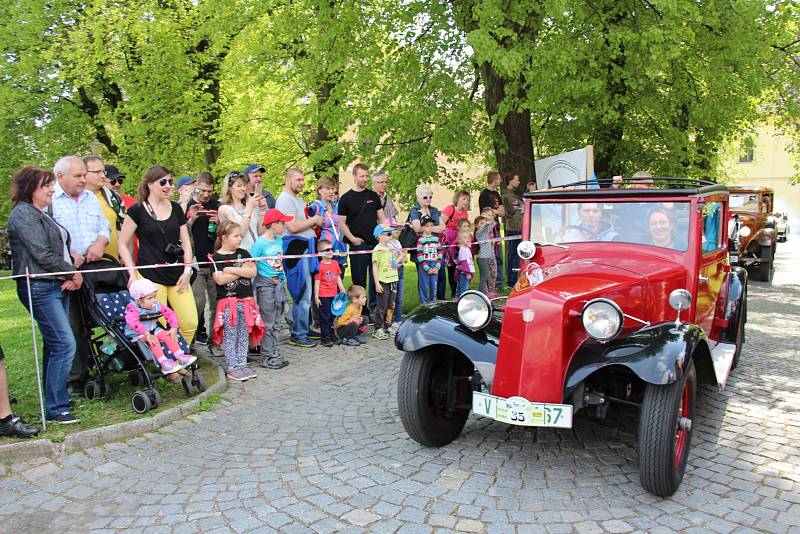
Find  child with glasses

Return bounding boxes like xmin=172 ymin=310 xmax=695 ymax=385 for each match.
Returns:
xmin=314 ymin=239 xmax=346 ymax=347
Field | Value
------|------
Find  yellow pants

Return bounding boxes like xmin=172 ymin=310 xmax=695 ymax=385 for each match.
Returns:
xmin=136 ymin=273 xmax=198 ymax=345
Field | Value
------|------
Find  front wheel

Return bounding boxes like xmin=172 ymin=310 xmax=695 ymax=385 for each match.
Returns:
xmin=752 ymin=244 xmax=775 ymax=282
xmin=397 ymin=349 xmax=473 ymax=447
xmin=639 ymin=358 xmax=696 ymax=496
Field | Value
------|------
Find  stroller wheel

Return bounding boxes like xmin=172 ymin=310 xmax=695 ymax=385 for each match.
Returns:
xmin=192 ymin=372 xmax=207 ymax=393
xmin=128 ymin=369 xmax=146 ymax=387
xmin=131 ymin=390 xmax=153 ymax=414
xmin=181 ymin=376 xmax=196 ymax=397
xmin=100 ymin=381 xmax=112 ymax=399
xmin=84 ymin=380 xmax=101 ymax=400
xmin=147 ymin=388 xmax=162 ymax=409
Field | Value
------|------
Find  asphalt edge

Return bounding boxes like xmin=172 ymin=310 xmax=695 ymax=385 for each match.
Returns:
xmin=0 ymin=364 xmax=226 ymax=465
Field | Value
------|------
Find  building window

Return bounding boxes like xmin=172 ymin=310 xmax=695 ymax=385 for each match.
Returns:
xmin=739 ymin=147 xmax=754 ymax=163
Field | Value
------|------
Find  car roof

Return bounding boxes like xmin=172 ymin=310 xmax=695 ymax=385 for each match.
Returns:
xmin=524 ymin=177 xmax=728 ymax=200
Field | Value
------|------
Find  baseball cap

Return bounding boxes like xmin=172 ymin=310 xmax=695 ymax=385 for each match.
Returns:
xmin=420 ymin=215 xmax=434 ymax=226
xmin=129 ymin=278 xmax=159 ymax=301
xmin=244 ymin=164 xmax=266 ymax=174
xmin=176 ymin=176 xmax=195 ymax=189
xmin=331 ymin=292 xmax=348 ymax=316
xmin=105 ymin=164 xmax=125 ymax=180
xmin=262 ymin=208 xmax=293 ymax=226
xmin=373 ymin=224 xmax=398 ymax=238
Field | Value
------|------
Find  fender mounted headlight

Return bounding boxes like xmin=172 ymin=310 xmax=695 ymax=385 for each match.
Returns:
xmin=581 ymin=298 xmax=624 ymax=343
xmin=738 ymin=226 xmax=752 ymax=238
xmin=457 ymin=290 xmax=492 ymax=331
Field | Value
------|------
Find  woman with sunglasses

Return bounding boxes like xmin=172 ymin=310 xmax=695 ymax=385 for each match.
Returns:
xmin=218 ymin=172 xmax=265 ymax=250
xmin=119 ymin=165 xmax=198 ymax=348
xmin=409 ymin=184 xmax=447 ymax=300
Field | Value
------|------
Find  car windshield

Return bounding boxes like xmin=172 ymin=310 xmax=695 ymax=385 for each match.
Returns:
xmin=528 ymin=201 xmax=691 ymax=251
xmin=730 ymin=193 xmax=759 ymax=211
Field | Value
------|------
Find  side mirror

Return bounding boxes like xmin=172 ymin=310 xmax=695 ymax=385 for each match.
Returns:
xmin=668 ymin=289 xmax=692 ymax=326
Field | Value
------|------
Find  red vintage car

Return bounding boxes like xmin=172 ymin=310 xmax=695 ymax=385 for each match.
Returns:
xmin=395 ymin=178 xmax=747 ymax=496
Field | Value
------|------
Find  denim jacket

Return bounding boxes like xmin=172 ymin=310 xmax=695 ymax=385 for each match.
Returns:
xmin=8 ymin=202 xmax=74 ymax=279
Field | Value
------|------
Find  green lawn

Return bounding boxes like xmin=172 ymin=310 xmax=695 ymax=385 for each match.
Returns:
xmin=0 ymin=274 xmax=218 ymax=445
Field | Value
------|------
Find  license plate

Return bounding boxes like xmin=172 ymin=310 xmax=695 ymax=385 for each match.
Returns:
xmin=472 ymin=391 xmax=573 ymax=428
xmin=730 ymin=254 xmax=738 ymax=263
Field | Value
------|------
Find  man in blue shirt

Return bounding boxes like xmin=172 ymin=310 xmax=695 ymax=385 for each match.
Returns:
xmin=51 ymin=155 xmax=110 ymax=395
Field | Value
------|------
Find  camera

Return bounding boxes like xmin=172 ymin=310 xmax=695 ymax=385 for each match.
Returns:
xmin=164 ymin=242 xmax=183 ymax=262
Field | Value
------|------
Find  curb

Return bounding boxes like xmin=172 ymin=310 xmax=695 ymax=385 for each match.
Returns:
xmin=0 ymin=364 xmax=226 ymax=466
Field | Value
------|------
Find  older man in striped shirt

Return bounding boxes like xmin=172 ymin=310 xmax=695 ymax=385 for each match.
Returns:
xmin=51 ymin=155 xmax=110 ymax=395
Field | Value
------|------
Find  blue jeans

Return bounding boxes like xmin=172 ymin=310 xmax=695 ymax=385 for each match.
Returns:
xmin=17 ymin=279 xmax=76 ymax=419
xmin=291 ymin=257 xmax=312 ymax=340
xmin=393 ymin=266 xmax=405 ymax=323
xmin=495 ymin=244 xmax=504 ymax=288
xmin=505 ymin=230 xmax=521 ymax=287
xmin=417 ymin=266 xmax=438 ymax=304
xmin=455 ymin=272 xmax=470 ymax=298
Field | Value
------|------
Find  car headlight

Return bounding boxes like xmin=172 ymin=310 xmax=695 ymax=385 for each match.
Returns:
xmin=738 ymin=226 xmax=752 ymax=238
xmin=581 ymin=298 xmax=623 ymax=343
xmin=457 ymin=290 xmax=492 ymax=331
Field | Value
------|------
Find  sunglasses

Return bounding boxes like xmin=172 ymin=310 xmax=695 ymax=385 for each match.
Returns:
xmin=421 ymin=195 xmax=432 ymax=200
xmin=159 ymin=178 xmax=174 ymax=186
xmin=109 ymin=177 xmax=124 ymax=185
xmin=228 ymin=172 xmax=246 ymax=181
xmin=319 ymin=248 xmax=333 ymax=253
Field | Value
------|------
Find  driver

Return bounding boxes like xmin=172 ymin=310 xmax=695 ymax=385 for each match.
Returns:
xmin=562 ymin=203 xmax=618 ymax=242
xmin=648 ymin=208 xmax=678 ymax=249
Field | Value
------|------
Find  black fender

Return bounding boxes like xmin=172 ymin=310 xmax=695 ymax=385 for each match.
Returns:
xmin=563 ymin=323 xmax=709 ymax=400
xmin=721 ymin=267 xmax=747 ymax=343
xmin=394 ymin=301 xmax=501 ymax=389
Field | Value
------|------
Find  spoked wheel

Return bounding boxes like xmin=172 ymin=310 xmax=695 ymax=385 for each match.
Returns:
xmin=131 ymin=390 xmax=153 ymax=414
xmin=397 ymin=349 xmax=474 ymax=447
xmin=639 ymin=358 xmax=696 ymax=496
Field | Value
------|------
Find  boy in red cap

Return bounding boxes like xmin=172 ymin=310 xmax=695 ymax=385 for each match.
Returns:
xmin=250 ymin=209 xmax=293 ymax=369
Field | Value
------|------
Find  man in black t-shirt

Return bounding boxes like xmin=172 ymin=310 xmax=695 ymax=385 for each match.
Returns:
xmin=186 ymin=173 xmax=221 ymax=350
xmin=478 ymin=171 xmax=506 ymax=289
xmin=338 ymin=163 xmax=386 ymax=313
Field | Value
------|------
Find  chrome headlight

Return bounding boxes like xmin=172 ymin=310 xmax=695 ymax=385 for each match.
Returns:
xmin=517 ymin=240 xmax=537 ymax=260
xmin=581 ymin=298 xmax=623 ymax=343
xmin=457 ymin=290 xmax=492 ymax=331
xmin=738 ymin=226 xmax=752 ymax=238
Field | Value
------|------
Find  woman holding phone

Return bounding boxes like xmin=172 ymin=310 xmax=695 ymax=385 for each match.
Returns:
xmin=218 ymin=172 xmax=264 ymax=251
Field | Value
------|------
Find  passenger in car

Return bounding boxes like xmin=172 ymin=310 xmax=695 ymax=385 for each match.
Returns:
xmin=562 ymin=203 xmax=618 ymax=242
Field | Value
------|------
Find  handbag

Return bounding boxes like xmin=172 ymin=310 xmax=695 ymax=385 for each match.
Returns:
xmin=398 ymin=212 xmax=419 ymax=263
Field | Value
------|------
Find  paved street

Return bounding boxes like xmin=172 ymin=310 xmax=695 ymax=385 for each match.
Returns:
xmin=2 ymin=240 xmax=800 ymax=534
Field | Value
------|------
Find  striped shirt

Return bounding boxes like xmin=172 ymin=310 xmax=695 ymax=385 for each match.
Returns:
xmin=51 ymin=182 xmax=110 ymax=255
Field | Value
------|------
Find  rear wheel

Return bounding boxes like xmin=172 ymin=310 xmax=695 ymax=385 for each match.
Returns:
xmin=83 ymin=380 xmax=101 ymax=400
xmin=639 ymin=359 xmax=696 ymax=496
xmin=397 ymin=349 xmax=473 ymax=447
xmin=181 ymin=376 xmax=196 ymax=397
xmin=752 ymin=243 xmax=775 ymax=282
xmin=131 ymin=390 xmax=153 ymax=414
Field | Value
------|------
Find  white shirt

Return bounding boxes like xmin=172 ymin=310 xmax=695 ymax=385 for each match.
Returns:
xmin=51 ymin=182 xmax=110 ymax=255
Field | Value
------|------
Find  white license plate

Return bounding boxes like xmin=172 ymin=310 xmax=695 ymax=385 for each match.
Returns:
xmin=472 ymin=391 xmax=573 ymax=428
xmin=730 ymin=254 xmax=738 ymax=263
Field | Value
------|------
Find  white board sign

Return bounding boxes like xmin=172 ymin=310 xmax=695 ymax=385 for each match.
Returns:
xmin=534 ymin=146 xmax=594 ymax=190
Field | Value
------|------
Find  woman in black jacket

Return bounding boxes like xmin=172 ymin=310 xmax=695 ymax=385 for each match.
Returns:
xmin=7 ymin=166 xmax=83 ymax=425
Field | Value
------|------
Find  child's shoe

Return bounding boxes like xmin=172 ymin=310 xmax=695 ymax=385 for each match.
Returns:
xmin=342 ymin=337 xmax=360 ymax=346
xmin=174 ymin=353 xmax=197 ymax=367
xmin=157 ymin=357 xmax=183 ymax=374
xmin=261 ymin=354 xmax=289 ymax=369
xmin=354 ymin=336 xmax=367 ymax=345
xmin=321 ymin=337 xmax=335 ymax=347
xmin=372 ymin=328 xmax=390 ymax=340
xmin=388 ymin=323 xmax=400 ymax=336
xmin=226 ymin=367 xmax=250 ymax=382
xmin=243 ymin=366 xmax=258 ymax=379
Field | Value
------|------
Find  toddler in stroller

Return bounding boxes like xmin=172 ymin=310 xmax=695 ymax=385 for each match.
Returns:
xmin=124 ymin=279 xmax=197 ymax=374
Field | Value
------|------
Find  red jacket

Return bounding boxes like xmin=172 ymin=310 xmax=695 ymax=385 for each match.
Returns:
xmin=212 ymin=297 xmax=265 ymax=347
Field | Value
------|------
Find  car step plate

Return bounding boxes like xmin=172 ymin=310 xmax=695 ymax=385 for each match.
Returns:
xmin=472 ymin=391 xmax=573 ymax=428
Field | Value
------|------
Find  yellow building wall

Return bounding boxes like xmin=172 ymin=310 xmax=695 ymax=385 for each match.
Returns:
xmin=723 ymin=126 xmax=799 ymax=227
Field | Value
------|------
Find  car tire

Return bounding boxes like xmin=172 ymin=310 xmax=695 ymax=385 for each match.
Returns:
xmin=639 ymin=358 xmax=696 ymax=497
xmin=397 ymin=349 xmax=473 ymax=447
xmin=753 ymin=243 xmax=775 ymax=282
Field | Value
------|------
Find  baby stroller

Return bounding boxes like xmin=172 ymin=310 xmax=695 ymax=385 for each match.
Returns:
xmin=77 ymin=256 xmax=206 ymax=413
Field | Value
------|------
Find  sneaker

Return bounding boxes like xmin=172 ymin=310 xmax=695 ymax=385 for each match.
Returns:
xmin=194 ymin=331 xmax=208 ymax=345
xmin=372 ymin=328 xmax=390 ymax=340
xmin=243 ymin=366 xmax=258 ymax=379
xmin=48 ymin=412 xmax=79 ymax=425
xmin=388 ymin=324 xmax=400 ymax=336
xmin=288 ymin=336 xmax=318 ymax=348
xmin=207 ymin=344 xmax=223 ymax=357
xmin=354 ymin=336 xmax=367 ymax=345
xmin=261 ymin=355 xmax=289 ymax=369
xmin=226 ymin=368 xmax=249 ymax=382
xmin=307 ymin=330 xmax=322 ymax=340
xmin=175 ymin=354 xmax=197 ymax=366
xmin=342 ymin=337 xmax=360 ymax=346
xmin=0 ymin=415 xmax=39 ymax=438
xmin=321 ymin=337 xmax=335 ymax=347
xmin=157 ymin=358 xmax=184 ymax=374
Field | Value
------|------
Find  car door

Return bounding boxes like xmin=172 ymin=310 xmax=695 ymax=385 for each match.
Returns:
xmin=695 ymin=199 xmax=728 ymax=339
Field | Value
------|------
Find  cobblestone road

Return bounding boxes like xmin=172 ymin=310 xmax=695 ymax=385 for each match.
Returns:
xmin=2 ymin=241 xmax=800 ymax=534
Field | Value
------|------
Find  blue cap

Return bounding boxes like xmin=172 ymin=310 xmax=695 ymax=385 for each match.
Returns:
xmin=176 ymin=176 xmax=195 ymax=189
xmin=244 ymin=164 xmax=266 ymax=174
xmin=373 ymin=224 xmax=397 ymax=238
xmin=331 ymin=292 xmax=348 ymax=316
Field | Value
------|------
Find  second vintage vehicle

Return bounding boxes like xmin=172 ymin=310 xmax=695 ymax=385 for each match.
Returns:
xmin=396 ymin=178 xmax=747 ymax=496
xmin=728 ymin=185 xmax=777 ymax=282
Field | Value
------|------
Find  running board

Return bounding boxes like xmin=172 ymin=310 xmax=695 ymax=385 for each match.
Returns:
xmin=710 ymin=342 xmax=736 ymax=390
